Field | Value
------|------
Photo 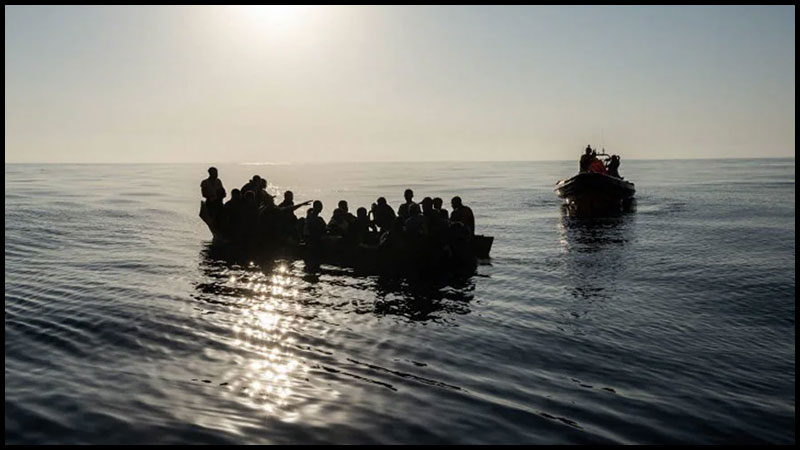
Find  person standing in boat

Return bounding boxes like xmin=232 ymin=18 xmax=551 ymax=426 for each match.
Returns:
xmin=201 ymin=167 xmax=226 ymax=218
xmin=201 ymin=167 xmax=225 ymax=203
xmin=397 ymin=189 xmax=417 ymax=221
xmin=450 ymin=196 xmax=475 ymax=235
xmin=580 ymin=146 xmax=593 ymax=172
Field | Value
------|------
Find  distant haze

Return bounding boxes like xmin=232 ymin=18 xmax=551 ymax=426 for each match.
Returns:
xmin=5 ymin=5 xmax=795 ymax=163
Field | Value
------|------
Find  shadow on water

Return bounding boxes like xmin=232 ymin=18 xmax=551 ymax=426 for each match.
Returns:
xmin=370 ymin=275 xmax=475 ymax=321
xmin=195 ymin=242 xmax=478 ymax=322
xmin=558 ymin=205 xmax=635 ymax=253
xmin=556 ymin=206 xmax=635 ymax=324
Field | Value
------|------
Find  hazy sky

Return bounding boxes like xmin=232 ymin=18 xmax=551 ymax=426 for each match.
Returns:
xmin=5 ymin=5 xmax=795 ymax=163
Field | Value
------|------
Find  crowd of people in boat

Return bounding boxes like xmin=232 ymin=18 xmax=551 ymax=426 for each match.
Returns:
xmin=200 ymin=168 xmax=477 ymax=252
xmin=579 ymin=145 xmax=623 ymax=178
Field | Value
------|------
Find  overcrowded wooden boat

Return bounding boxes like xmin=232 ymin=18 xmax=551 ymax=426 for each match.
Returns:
xmin=200 ymin=201 xmax=493 ymax=275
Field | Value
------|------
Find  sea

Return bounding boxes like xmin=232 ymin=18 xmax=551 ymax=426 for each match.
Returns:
xmin=4 ymin=159 xmax=795 ymax=444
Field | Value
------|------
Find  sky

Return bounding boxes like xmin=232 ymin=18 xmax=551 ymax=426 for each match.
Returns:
xmin=4 ymin=5 xmax=795 ymax=163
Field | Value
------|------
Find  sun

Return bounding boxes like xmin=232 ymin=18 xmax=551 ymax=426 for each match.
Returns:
xmin=233 ymin=5 xmax=311 ymax=37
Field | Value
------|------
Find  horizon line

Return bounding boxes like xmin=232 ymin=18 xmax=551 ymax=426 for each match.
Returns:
xmin=4 ymin=156 xmax=796 ymax=165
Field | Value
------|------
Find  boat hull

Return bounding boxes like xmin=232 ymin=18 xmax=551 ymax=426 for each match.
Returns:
xmin=199 ymin=201 xmax=493 ymax=274
xmin=554 ymin=173 xmax=636 ymax=216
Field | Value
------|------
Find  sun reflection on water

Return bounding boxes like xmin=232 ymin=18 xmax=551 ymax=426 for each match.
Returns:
xmin=221 ymin=264 xmax=310 ymax=420
xmin=196 ymin=247 xmax=478 ymax=427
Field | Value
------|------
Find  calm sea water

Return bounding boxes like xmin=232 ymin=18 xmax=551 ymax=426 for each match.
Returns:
xmin=5 ymin=160 xmax=795 ymax=444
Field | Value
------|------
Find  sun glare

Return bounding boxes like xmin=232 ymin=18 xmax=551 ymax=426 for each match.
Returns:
xmin=233 ymin=5 xmax=311 ymax=38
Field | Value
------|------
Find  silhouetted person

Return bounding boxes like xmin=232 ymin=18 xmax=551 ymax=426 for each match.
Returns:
xmin=223 ymin=188 xmax=241 ymax=211
xmin=397 ymin=189 xmax=417 ymax=220
xmin=255 ymin=178 xmax=273 ymax=207
xmin=243 ymin=190 xmax=256 ymax=207
xmin=579 ymin=147 xmax=593 ymax=172
xmin=277 ymin=192 xmax=311 ymax=215
xmin=328 ymin=200 xmax=356 ymax=237
xmin=304 ymin=204 xmax=326 ymax=245
xmin=338 ymin=200 xmax=357 ymax=226
xmin=371 ymin=197 xmax=396 ymax=233
xmin=607 ymin=155 xmax=622 ymax=178
xmin=378 ymin=216 xmax=407 ymax=262
xmin=421 ymin=197 xmax=434 ymax=215
xmin=450 ymin=196 xmax=475 ymax=235
xmin=223 ymin=188 xmax=243 ymax=237
xmin=241 ymin=175 xmax=262 ymax=194
xmin=242 ymin=190 xmax=259 ymax=242
xmin=420 ymin=196 xmax=436 ymax=232
xmin=209 ymin=186 xmax=226 ymax=220
xmin=258 ymin=187 xmax=281 ymax=244
xmin=275 ymin=190 xmax=305 ymax=242
xmin=404 ymin=203 xmax=427 ymax=237
xmin=448 ymin=220 xmax=474 ymax=264
xmin=327 ymin=208 xmax=347 ymax=236
xmin=201 ymin=167 xmax=225 ymax=208
xmin=279 ymin=191 xmax=294 ymax=209
xmin=201 ymin=167 xmax=226 ymax=222
xmin=433 ymin=197 xmax=449 ymax=221
xmin=353 ymin=207 xmax=376 ymax=244
xmin=423 ymin=197 xmax=447 ymax=246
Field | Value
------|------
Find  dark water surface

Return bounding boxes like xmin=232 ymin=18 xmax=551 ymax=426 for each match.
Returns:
xmin=5 ymin=160 xmax=795 ymax=444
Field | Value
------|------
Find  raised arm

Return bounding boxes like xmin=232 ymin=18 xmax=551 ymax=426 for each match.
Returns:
xmin=281 ymin=199 xmax=313 ymax=212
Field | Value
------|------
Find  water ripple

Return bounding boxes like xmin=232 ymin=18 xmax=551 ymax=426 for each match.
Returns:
xmin=5 ymin=161 xmax=795 ymax=444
